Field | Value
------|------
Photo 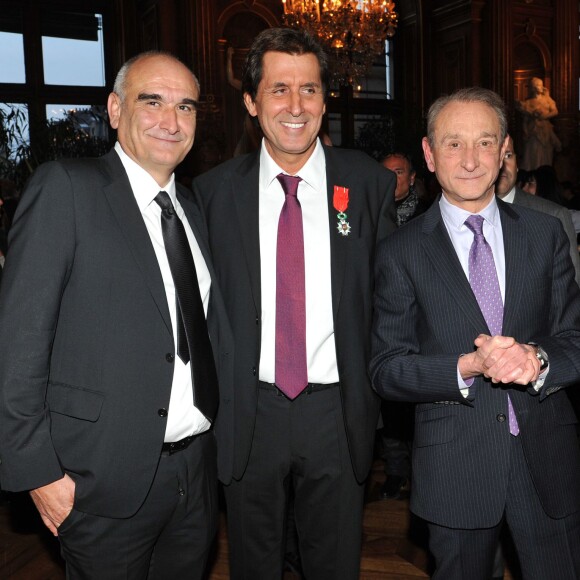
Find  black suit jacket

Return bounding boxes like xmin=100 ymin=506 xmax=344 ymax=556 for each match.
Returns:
xmin=371 ymin=198 xmax=580 ymax=528
xmin=0 ymin=150 xmax=232 ymax=518
xmin=193 ymin=145 xmax=396 ymax=484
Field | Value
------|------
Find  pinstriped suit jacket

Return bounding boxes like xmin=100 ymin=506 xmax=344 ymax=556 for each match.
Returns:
xmin=370 ymin=197 xmax=580 ymax=529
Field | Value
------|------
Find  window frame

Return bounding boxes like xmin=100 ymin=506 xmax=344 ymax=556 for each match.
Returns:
xmin=0 ymin=0 xmax=116 ymax=152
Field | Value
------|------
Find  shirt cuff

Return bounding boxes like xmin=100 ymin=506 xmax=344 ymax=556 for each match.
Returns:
xmin=457 ymin=365 xmax=473 ymax=398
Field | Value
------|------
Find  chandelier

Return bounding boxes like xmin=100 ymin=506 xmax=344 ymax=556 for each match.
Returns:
xmin=282 ymin=0 xmax=398 ymax=87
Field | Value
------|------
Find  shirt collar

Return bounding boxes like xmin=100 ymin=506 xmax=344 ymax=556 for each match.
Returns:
xmin=499 ymin=186 xmax=516 ymax=204
xmin=114 ymin=142 xmax=176 ymax=212
xmin=260 ymin=138 xmax=326 ymax=192
xmin=439 ymin=192 xmax=500 ymax=232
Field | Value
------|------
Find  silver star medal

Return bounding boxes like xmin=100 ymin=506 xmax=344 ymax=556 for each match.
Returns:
xmin=336 ymin=211 xmax=351 ymax=236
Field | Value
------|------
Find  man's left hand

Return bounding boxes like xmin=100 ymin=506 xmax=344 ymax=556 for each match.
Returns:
xmin=474 ymin=334 xmax=541 ymax=385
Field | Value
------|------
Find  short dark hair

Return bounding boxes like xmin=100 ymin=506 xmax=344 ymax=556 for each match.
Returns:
xmin=426 ymin=87 xmax=507 ymax=148
xmin=380 ymin=151 xmax=415 ymax=174
xmin=241 ymin=27 xmax=329 ymax=101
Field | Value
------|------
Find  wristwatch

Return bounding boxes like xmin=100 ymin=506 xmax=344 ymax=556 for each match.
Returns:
xmin=528 ymin=342 xmax=549 ymax=371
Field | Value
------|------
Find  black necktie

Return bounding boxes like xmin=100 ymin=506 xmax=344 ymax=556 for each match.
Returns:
xmin=154 ymin=191 xmax=218 ymax=422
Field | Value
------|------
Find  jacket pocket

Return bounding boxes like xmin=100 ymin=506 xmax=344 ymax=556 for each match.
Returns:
xmin=47 ymin=382 xmax=104 ymax=422
xmin=550 ymin=393 xmax=578 ymax=426
xmin=414 ymin=407 xmax=455 ymax=448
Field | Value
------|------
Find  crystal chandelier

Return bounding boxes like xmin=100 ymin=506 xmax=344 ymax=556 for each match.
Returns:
xmin=282 ymin=0 xmax=398 ymax=87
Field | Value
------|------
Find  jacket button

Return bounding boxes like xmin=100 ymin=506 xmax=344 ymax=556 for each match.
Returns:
xmin=166 ymin=353 xmax=174 ymax=363
xmin=158 ymin=408 xmax=168 ymax=417
xmin=252 ymin=367 xmax=257 ymax=376
xmin=496 ymin=413 xmax=506 ymax=423
xmin=255 ymin=316 xmax=259 ymax=325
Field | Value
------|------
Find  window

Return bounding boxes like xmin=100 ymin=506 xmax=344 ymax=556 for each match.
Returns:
xmin=0 ymin=27 xmax=25 ymax=84
xmin=352 ymin=40 xmax=394 ymax=100
xmin=0 ymin=0 xmax=113 ymax=187
xmin=42 ymin=12 xmax=106 ymax=87
xmin=326 ymin=40 xmax=399 ymax=150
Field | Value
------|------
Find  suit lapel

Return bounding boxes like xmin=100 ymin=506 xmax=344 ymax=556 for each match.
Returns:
xmin=178 ymin=188 xmax=212 ymax=269
xmin=498 ymin=200 xmax=526 ymax=335
xmin=232 ymin=152 xmax=261 ymax=314
xmin=100 ymin=151 xmax=172 ymax=336
xmin=324 ymin=147 xmax=348 ymax=317
xmin=421 ymin=202 xmax=490 ymax=334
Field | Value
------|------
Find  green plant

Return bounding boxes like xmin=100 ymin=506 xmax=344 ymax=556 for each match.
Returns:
xmin=0 ymin=104 xmax=110 ymax=193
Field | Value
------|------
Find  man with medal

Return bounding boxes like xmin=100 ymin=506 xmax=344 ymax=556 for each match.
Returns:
xmin=193 ymin=27 xmax=396 ymax=580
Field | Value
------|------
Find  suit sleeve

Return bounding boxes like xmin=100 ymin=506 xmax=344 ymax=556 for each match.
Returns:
xmin=527 ymin=222 xmax=580 ymax=398
xmin=554 ymin=205 xmax=580 ymax=288
xmin=0 ymin=162 xmax=76 ymax=491
xmin=369 ymin=237 xmax=470 ymax=404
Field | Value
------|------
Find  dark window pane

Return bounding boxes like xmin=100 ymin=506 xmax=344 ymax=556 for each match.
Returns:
xmin=42 ymin=12 xmax=105 ymax=86
xmin=328 ymin=113 xmax=342 ymax=148
xmin=46 ymin=104 xmax=109 ymax=140
xmin=354 ymin=113 xmax=395 ymax=159
xmin=353 ymin=41 xmax=393 ymax=100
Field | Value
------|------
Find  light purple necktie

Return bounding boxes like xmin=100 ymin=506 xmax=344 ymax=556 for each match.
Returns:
xmin=275 ymin=174 xmax=308 ymax=399
xmin=465 ymin=215 xmax=519 ymax=436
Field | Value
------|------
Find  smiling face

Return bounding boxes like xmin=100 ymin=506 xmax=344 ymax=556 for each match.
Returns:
xmin=422 ymin=100 xmax=508 ymax=213
xmin=107 ymin=54 xmax=199 ymax=186
xmin=243 ymin=51 xmax=326 ymax=174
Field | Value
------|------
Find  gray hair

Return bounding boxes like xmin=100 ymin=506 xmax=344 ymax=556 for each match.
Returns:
xmin=112 ymin=50 xmax=200 ymax=101
xmin=426 ymin=87 xmax=507 ymax=148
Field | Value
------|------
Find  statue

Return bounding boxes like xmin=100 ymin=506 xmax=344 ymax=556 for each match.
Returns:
xmin=516 ymin=77 xmax=562 ymax=170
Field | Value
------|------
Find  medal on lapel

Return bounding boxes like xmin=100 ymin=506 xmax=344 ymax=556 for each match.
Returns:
xmin=333 ymin=185 xmax=351 ymax=236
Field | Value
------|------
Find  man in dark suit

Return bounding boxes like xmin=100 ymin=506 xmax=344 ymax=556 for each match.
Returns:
xmin=193 ymin=28 xmax=396 ymax=580
xmin=371 ymin=87 xmax=580 ymax=580
xmin=0 ymin=51 xmax=231 ymax=579
xmin=496 ymin=134 xmax=580 ymax=286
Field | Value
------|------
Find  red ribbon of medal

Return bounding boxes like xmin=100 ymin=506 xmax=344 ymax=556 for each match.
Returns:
xmin=333 ymin=186 xmax=349 ymax=213
xmin=333 ymin=185 xmax=351 ymax=236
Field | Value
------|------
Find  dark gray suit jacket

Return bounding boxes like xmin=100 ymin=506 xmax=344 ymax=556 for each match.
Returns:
xmin=193 ymin=145 xmax=396 ymax=484
xmin=510 ymin=186 xmax=580 ymax=286
xmin=0 ymin=150 xmax=232 ymax=518
xmin=371 ymin=198 xmax=580 ymax=528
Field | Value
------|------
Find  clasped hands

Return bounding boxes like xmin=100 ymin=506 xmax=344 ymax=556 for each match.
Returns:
xmin=459 ymin=334 xmax=540 ymax=385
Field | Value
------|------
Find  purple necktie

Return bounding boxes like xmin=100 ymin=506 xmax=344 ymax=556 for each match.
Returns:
xmin=465 ymin=215 xmax=519 ymax=436
xmin=275 ymin=173 xmax=308 ymax=399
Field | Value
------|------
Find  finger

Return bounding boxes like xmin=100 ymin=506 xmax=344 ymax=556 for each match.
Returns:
xmin=498 ymin=357 xmax=539 ymax=385
xmin=40 ymin=513 xmax=59 ymax=536
xmin=474 ymin=334 xmax=491 ymax=347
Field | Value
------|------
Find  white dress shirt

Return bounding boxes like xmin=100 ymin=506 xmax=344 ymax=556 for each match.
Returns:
xmin=439 ymin=194 xmax=506 ymax=301
xmin=115 ymin=142 xmax=211 ymax=440
xmin=258 ymin=139 xmax=339 ymax=384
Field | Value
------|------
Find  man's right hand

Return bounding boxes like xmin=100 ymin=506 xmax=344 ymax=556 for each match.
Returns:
xmin=29 ymin=473 xmax=75 ymax=536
